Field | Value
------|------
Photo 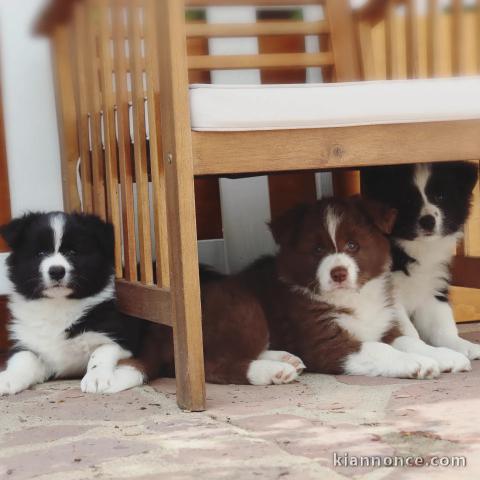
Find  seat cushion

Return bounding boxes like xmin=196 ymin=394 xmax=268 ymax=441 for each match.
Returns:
xmin=189 ymin=77 xmax=480 ymax=132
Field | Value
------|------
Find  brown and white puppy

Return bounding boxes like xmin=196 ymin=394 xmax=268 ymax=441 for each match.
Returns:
xmin=136 ymin=197 xmax=449 ymax=383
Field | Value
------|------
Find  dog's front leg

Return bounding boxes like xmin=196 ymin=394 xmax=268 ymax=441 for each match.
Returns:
xmin=413 ymin=297 xmax=480 ymax=360
xmin=0 ymin=350 xmax=50 ymax=395
xmin=81 ymin=343 xmax=133 ymax=394
xmin=344 ymin=342 xmax=439 ymax=379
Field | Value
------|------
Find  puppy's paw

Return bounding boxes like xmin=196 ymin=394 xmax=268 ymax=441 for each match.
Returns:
xmin=448 ymin=338 xmax=480 ymax=361
xmin=259 ymin=350 xmax=306 ymax=373
xmin=403 ymin=354 xmax=440 ymax=380
xmin=247 ymin=359 xmax=298 ymax=386
xmin=429 ymin=347 xmax=471 ymax=373
xmin=80 ymin=367 xmax=114 ymax=394
xmin=0 ymin=372 xmax=27 ymax=395
xmin=103 ymin=366 xmax=144 ymax=394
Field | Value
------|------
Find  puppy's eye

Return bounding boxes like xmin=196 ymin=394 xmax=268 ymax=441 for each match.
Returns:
xmin=433 ymin=193 xmax=444 ymax=203
xmin=314 ymin=246 xmax=325 ymax=255
xmin=65 ymin=250 xmax=76 ymax=256
xmin=345 ymin=240 xmax=359 ymax=253
xmin=37 ymin=251 xmax=48 ymax=258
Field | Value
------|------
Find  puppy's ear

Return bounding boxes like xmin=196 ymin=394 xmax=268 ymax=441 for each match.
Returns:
xmin=75 ymin=214 xmax=115 ymax=260
xmin=269 ymin=203 xmax=309 ymax=247
xmin=0 ymin=213 xmax=42 ymax=250
xmin=356 ymin=197 xmax=397 ymax=235
xmin=453 ymin=162 xmax=479 ymax=195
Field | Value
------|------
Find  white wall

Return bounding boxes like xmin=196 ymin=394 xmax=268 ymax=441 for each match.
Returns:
xmin=0 ymin=0 xmax=64 ymax=293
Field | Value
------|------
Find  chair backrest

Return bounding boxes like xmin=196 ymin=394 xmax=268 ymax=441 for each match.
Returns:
xmin=357 ymin=0 xmax=480 ymax=79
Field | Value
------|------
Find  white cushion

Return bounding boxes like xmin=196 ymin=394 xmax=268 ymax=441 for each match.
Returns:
xmin=189 ymin=77 xmax=480 ymax=132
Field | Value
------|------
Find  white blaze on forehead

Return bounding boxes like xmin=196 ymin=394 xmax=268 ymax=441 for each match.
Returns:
xmin=414 ymin=163 xmax=443 ymax=233
xmin=50 ymin=214 xmax=66 ymax=253
xmin=414 ymin=164 xmax=431 ymax=204
xmin=325 ymin=206 xmax=342 ymax=251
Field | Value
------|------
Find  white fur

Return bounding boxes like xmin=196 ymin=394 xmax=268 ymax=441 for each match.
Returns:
xmin=80 ymin=343 xmax=139 ymax=393
xmin=414 ymin=164 xmax=443 ymax=235
xmin=392 ymin=335 xmax=471 ymax=373
xmin=325 ymin=206 xmax=342 ymax=250
xmin=8 ymin=278 xmax=116 ymax=380
xmin=247 ymin=359 xmax=298 ymax=385
xmin=39 ymin=215 xmax=73 ymax=295
xmin=395 ymin=234 xmax=458 ymax=313
xmin=317 ymin=253 xmax=359 ymax=293
xmin=413 ymin=297 xmax=480 ymax=360
xmin=344 ymin=341 xmax=440 ymax=379
xmin=259 ymin=350 xmax=306 ymax=372
xmin=326 ymin=273 xmax=395 ymax=342
xmin=0 ymin=351 xmax=49 ymax=395
xmin=102 ymin=366 xmax=145 ymax=394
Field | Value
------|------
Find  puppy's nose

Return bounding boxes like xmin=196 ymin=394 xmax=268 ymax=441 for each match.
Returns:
xmin=419 ymin=214 xmax=435 ymax=232
xmin=49 ymin=266 xmax=66 ymax=281
xmin=330 ymin=266 xmax=348 ymax=284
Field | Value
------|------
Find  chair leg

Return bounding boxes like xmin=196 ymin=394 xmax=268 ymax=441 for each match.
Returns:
xmin=165 ymin=169 xmax=206 ymax=412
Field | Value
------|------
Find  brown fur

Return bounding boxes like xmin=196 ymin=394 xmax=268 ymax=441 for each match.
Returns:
xmin=132 ymin=197 xmax=398 ymax=384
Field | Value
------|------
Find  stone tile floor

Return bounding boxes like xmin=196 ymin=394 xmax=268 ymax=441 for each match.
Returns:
xmin=2 ymin=325 xmax=480 ymax=479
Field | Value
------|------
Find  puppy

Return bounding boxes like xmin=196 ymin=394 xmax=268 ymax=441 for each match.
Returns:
xmin=146 ymin=198 xmax=448 ymax=381
xmin=0 ymin=212 xmax=146 ymax=395
xmin=363 ymin=162 xmax=479 ymax=366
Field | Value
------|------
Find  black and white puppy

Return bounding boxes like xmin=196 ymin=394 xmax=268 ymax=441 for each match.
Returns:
xmin=0 ymin=212 xmax=146 ymax=395
xmin=363 ymin=162 xmax=479 ymax=366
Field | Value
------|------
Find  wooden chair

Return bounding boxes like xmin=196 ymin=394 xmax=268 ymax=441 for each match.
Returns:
xmin=37 ymin=0 xmax=480 ymax=411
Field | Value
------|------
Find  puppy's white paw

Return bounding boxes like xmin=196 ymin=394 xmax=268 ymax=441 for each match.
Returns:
xmin=259 ymin=350 xmax=306 ymax=373
xmin=401 ymin=354 xmax=440 ymax=380
xmin=0 ymin=372 xmax=27 ymax=395
xmin=247 ymin=359 xmax=299 ymax=386
xmin=103 ymin=366 xmax=144 ymax=394
xmin=428 ymin=347 xmax=471 ymax=373
xmin=80 ymin=367 xmax=114 ymax=394
xmin=447 ymin=338 xmax=480 ymax=361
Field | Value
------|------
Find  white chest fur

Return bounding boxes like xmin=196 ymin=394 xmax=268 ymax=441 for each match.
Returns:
xmin=326 ymin=274 xmax=396 ymax=342
xmin=8 ymin=286 xmax=115 ymax=377
xmin=393 ymin=235 xmax=458 ymax=314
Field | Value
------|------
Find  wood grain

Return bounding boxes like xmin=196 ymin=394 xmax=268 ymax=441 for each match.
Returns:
xmin=116 ymin=280 xmax=172 ymax=326
xmin=0 ymin=78 xmax=11 ymax=252
xmin=193 ymin=120 xmax=480 ymax=176
xmin=157 ymin=0 xmax=205 ymax=412
xmin=186 ymin=21 xmax=328 ymax=38
xmin=452 ymin=256 xmax=480 ymax=290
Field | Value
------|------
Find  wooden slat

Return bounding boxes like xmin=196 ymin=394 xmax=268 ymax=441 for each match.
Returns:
xmin=51 ymin=26 xmax=82 ymax=212
xmin=98 ymin=0 xmax=122 ymax=276
xmin=188 ymin=52 xmax=334 ymax=71
xmin=452 ymin=0 xmax=466 ymax=75
xmin=157 ymin=0 xmax=205 ymax=412
xmin=144 ymin=0 xmax=170 ymax=287
xmin=112 ymin=2 xmax=138 ymax=281
xmin=325 ymin=0 xmax=362 ymax=81
xmin=385 ymin=0 xmax=401 ymax=79
xmin=85 ymin=0 xmax=107 ymax=219
xmin=186 ymin=21 xmax=329 ymax=38
xmin=452 ymin=256 xmax=480 ymax=289
xmin=129 ymin=0 xmax=154 ymax=285
xmin=116 ymin=280 xmax=172 ymax=325
xmin=0 ymin=79 xmax=11 ymax=252
xmin=72 ymin=3 xmax=94 ymax=213
xmin=192 ymin=120 xmax=480 ymax=175
xmin=186 ymin=0 xmax=323 ymax=5
xmin=405 ymin=0 xmax=420 ymax=78
xmin=463 ymin=163 xmax=480 ymax=257
xmin=451 ymin=287 xmax=480 ymax=323
xmin=477 ymin=0 xmax=480 ymax=72
xmin=426 ymin=0 xmax=441 ymax=77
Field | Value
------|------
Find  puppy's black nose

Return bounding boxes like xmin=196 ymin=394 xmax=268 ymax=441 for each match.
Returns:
xmin=419 ymin=215 xmax=435 ymax=232
xmin=331 ymin=266 xmax=348 ymax=284
xmin=49 ymin=266 xmax=66 ymax=281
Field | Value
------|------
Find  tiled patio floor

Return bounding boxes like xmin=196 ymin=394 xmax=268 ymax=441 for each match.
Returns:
xmin=2 ymin=325 xmax=480 ymax=480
